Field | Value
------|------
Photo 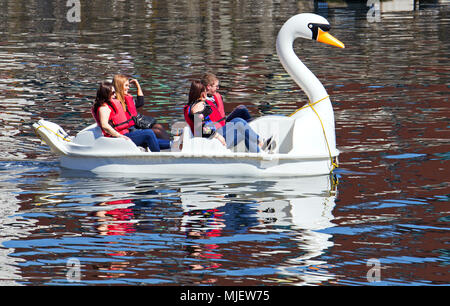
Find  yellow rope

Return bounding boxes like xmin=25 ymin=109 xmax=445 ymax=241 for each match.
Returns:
xmin=289 ymin=95 xmax=339 ymax=173
xmin=36 ymin=125 xmax=72 ymax=142
xmin=288 ymin=95 xmax=329 ymax=117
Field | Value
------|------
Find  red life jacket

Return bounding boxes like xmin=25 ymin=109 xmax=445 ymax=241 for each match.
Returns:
xmin=184 ymin=100 xmax=226 ymax=135
xmin=213 ymin=93 xmax=225 ymax=118
xmin=92 ymin=98 xmax=134 ymax=137
xmin=123 ymin=94 xmax=138 ymax=120
xmin=206 ymin=93 xmax=225 ymax=118
xmin=107 ymin=95 xmax=138 ymax=133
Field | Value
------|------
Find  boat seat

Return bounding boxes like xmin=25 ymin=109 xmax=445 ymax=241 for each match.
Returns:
xmin=249 ymin=116 xmax=295 ymax=154
xmin=180 ymin=125 xmax=230 ymax=153
xmin=73 ymin=124 xmax=103 ymax=146
xmin=182 ymin=125 xmax=193 ymax=142
xmin=179 ymin=119 xmax=296 ymax=154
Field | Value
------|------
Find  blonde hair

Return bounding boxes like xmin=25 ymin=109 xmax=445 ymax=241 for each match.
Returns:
xmin=112 ymin=74 xmax=129 ymax=109
xmin=201 ymin=72 xmax=218 ymax=87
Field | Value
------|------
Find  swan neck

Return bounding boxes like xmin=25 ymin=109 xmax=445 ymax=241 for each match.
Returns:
xmin=276 ymin=32 xmax=328 ymax=103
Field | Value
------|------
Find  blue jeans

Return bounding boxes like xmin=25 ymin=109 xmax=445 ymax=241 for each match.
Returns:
xmin=125 ymin=129 xmax=160 ymax=152
xmin=157 ymin=139 xmax=171 ymax=150
xmin=217 ymin=118 xmax=260 ymax=153
xmin=126 ymin=127 xmax=171 ymax=150
xmin=226 ymin=105 xmax=252 ymax=123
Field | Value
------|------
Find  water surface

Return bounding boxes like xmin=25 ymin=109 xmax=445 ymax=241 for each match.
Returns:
xmin=0 ymin=0 xmax=448 ymax=285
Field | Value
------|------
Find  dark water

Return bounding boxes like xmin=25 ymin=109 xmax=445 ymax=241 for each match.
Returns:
xmin=0 ymin=0 xmax=449 ymax=286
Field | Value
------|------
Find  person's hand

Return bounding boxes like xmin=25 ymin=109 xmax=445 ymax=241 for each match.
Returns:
xmin=214 ymin=133 xmax=226 ymax=147
xmin=129 ymin=79 xmax=143 ymax=96
xmin=129 ymin=79 xmax=139 ymax=86
xmin=118 ymin=134 xmax=131 ymax=141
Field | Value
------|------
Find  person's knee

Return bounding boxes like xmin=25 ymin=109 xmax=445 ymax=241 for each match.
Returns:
xmin=232 ymin=118 xmax=248 ymax=132
xmin=230 ymin=117 xmax=246 ymax=124
xmin=144 ymin=129 xmax=156 ymax=139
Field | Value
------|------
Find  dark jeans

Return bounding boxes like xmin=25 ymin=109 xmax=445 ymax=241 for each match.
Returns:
xmin=157 ymin=138 xmax=171 ymax=150
xmin=127 ymin=127 xmax=171 ymax=150
xmin=226 ymin=105 xmax=252 ymax=123
xmin=217 ymin=117 xmax=260 ymax=153
xmin=125 ymin=129 xmax=161 ymax=152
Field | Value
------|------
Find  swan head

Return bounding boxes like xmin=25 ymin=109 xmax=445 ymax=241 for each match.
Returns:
xmin=284 ymin=13 xmax=345 ymax=49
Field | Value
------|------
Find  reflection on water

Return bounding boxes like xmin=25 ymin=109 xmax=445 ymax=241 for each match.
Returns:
xmin=0 ymin=161 xmax=337 ymax=285
xmin=179 ymin=174 xmax=337 ymax=285
xmin=0 ymin=0 xmax=449 ymax=285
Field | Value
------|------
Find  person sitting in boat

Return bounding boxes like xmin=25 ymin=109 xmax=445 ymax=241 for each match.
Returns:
xmin=201 ymin=72 xmax=252 ymax=123
xmin=112 ymin=74 xmax=171 ymax=141
xmin=184 ymin=80 xmax=274 ymax=153
xmin=91 ymin=81 xmax=162 ymax=152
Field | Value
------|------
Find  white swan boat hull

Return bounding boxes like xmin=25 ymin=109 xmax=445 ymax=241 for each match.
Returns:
xmin=33 ymin=118 xmax=338 ymax=177
xmin=59 ymin=155 xmax=334 ymax=177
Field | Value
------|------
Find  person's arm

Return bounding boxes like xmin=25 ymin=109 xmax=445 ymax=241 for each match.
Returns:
xmin=135 ymin=95 xmax=144 ymax=108
xmin=98 ymin=105 xmax=130 ymax=140
xmin=129 ymin=79 xmax=143 ymax=96
xmin=213 ymin=132 xmax=226 ymax=146
xmin=189 ymin=102 xmax=205 ymax=137
xmin=129 ymin=79 xmax=144 ymax=108
xmin=190 ymin=101 xmax=205 ymax=114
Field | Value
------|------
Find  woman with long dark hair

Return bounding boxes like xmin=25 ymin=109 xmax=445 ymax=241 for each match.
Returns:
xmin=92 ymin=81 xmax=161 ymax=152
xmin=184 ymin=80 xmax=274 ymax=153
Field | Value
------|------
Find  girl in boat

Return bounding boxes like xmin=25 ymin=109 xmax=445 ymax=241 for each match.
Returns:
xmin=184 ymin=80 xmax=274 ymax=153
xmin=92 ymin=81 xmax=161 ymax=152
xmin=112 ymin=74 xmax=171 ymax=142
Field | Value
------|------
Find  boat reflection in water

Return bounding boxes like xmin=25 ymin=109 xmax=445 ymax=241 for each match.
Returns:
xmin=0 ymin=190 xmax=26 ymax=286
xmin=0 ymin=164 xmax=42 ymax=286
xmin=16 ymin=169 xmax=338 ymax=285
xmin=178 ymin=174 xmax=338 ymax=285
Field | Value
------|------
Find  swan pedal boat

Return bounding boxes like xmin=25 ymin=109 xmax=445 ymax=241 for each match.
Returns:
xmin=33 ymin=13 xmax=344 ymax=177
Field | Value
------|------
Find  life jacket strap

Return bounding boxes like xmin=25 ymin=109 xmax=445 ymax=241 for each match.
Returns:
xmin=109 ymin=118 xmax=135 ymax=129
